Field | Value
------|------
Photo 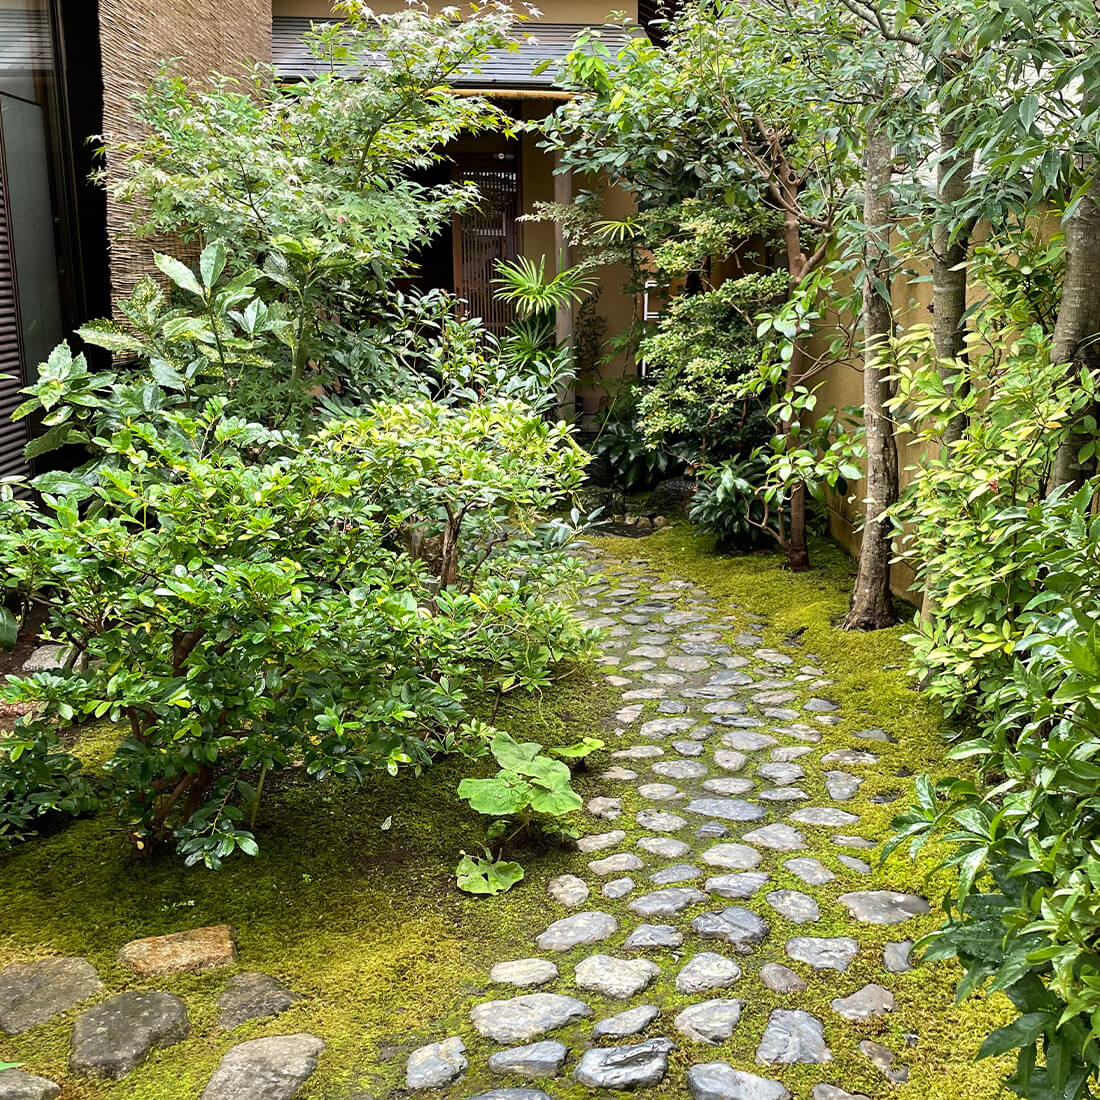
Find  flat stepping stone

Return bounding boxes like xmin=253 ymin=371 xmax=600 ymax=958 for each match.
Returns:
xmin=831 ymin=983 xmax=895 ymax=1020
xmin=650 ymin=863 xmax=701 ymax=884
xmin=623 ymin=924 xmax=683 ymax=950
xmin=592 ymin=1004 xmax=660 ymax=1038
xmin=71 ymin=992 xmax=189 ymax=1080
xmin=577 ymin=830 xmax=626 ymax=853
xmin=688 ymin=1063 xmax=791 ymax=1100
xmin=548 ymin=874 xmax=589 ymax=908
xmin=675 ymin=999 xmax=742 ymax=1044
xmin=742 ymin=824 xmax=805 ymax=851
xmin=652 ymin=760 xmax=708 ymax=780
xmin=884 ymin=941 xmax=913 ymax=973
xmin=760 ymin=963 xmax=806 ymax=993
xmin=640 ymin=717 xmax=696 ymax=739
xmin=838 ymin=855 xmax=871 ymax=874
xmin=766 ymin=890 xmax=820 ymax=923
xmin=859 ymin=1039 xmax=909 ymax=1084
xmin=834 ymin=835 xmax=876 ymax=850
xmin=704 ymin=700 xmax=748 ymax=715
xmin=575 ymin=954 xmax=660 ymax=998
xmin=589 ymin=853 xmax=644 ymax=876
xmin=612 ymin=746 xmax=663 ymax=760
xmin=696 ymin=822 xmax=729 ymax=839
xmin=638 ymin=782 xmax=683 ymax=801
xmin=721 ymin=731 xmax=777 ymax=751
xmin=824 ymin=771 xmax=862 ymax=800
xmin=657 ymin=699 xmax=687 ymax=714
xmin=616 ymin=705 xmax=644 ymax=724
xmin=771 ymin=746 xmax=814 ymax=762
xmin=853 ymin=727 xmax=893 ymax=741
xmin=703 ymin=778 xmax=754 ymax=795
xmin=673 ymin=740 xmax=705 ymax=756
xmin=838 ymin=891 xmax=930 ymax=925
xmin=758 ymin=787 xmax=809 ymax=802
xmin=0 ymin=957 xmax=104 ymax=1034
xmin=668 ymin=655 xmax=711 ymax=672
xmin=813 ymin=1086 xmax=872 ymax=1100
xmin=487 ymin=1040 xmax=567 ymax=1078
xmin=470 ymin=994 xmax=592 ymax=1043
xmin=629 ymin=887 xmax=708 ymax=917
xmin=406 ymin=1036 xmax=467 ymax=1089
xmin=693 ymin=907 xmax=770 ymax=952
xmin=218 ymin=973 xmax=300 ymax=1030
xmin=684 ymin=798 xmax=765 ymax=822
xmin=714 ymin=750 xmax=748 ymax=773
xmin=665 ymin=610 xmax=707 ymax=624
xmin=786 ymin=937 xmax=859 ymax=972
xmin=783 ymin=858 xmax=835 ymax=885
xmin=638 ymin=836 xmax=691 ymax=858
xmin=762 ymin=707 xmax=799 ymax=720
xmin=118 ymin=924 xmax=235 ymax=977
xmin=0 ymin=1070 xmax=60 ymax=1100
xmin=636 ymin=809 xmax=686 ymax=832
xmin=676 ymin=952 xmax=742 ymax=994
xmin=820 ymin=750 xmax=877 ymax=766
xmin=757 ymin=763 xmax=804 ymax=784
xmin=573 ymin=1038 xmax=674 ymax=1089
xmin=705 ymin=872 xmax=769 ymax=899
xmin=536 ymin=912 xmax=617 ymax=951
xmin=756 ymin=1009 xmax=831 ymax=1064
xmin=702 ymin=842 xmax=761 ymax=870
xmin=804 ymin=698 xmax=838 ymax=712
xmin=602 ymin=766 xmax=638 ymax=781
xmin=790 ymin=808 xmax=859 ymax=827
xmin=587 ymin=796 xmax=622 ymax=820
xmin=603 ymin=877 xmax=635 ymax=898
xmin=490 ymin=959 xmax=559 ymax=988
xmin=201 ymin=1034 xmax=325 ymax=1100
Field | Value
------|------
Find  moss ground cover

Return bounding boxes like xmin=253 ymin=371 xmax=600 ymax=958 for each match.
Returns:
xmin=0 ymin=528 xmax=1010 ymax=1098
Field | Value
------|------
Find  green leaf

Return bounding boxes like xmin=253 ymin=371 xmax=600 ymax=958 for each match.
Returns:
xmin=549 ymin=737 xmax=605 ymax=760
xmin=0 ymin=608 xmax=17 ymax=650
xmin=199 ymin=241 xmax=227 ymax=290
xmin=455 ymin=852 xmax=525 ymax=895
xmin=977 ymin=1013 xmax=1051 ymax=1060
xmin=154 ymin=252 xmax=204 ymax=297
xmin=457 ymin=773 xmax=532 ymax=816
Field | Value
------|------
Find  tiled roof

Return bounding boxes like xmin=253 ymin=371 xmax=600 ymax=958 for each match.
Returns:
xmin=271 ymin=17 xmax=632 ymax=88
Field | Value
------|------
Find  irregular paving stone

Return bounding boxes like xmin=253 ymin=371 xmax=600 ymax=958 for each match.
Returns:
xmin=834 ymin=835 xmax=876 ymax=850
xmin=721 ymin=731 xmax=777 ymax=751
xmin=790 ymin=808 xmax=859 ymax=828
xmin=676 ymin=953 xmax=742 ymax=994
xmin=688 ymin=1063 xmax=791 ymax=1100
xmin=405 ymin=1036 xmax=467 ymax=1089
xmin=573 ymin=1038 xmax=675 ymax=1089
xmin=623 ymin=924 xmax=683 ymax=951
xmin=601 ymin=766 xmax=638 ymax=781
xmin=653 ymin=760 xmax=709 ymax=780
xmin=218 ymin=973 xmax=299 ymax=1030
xmin=487 ymin=1041 xmax=567 ymax=1078
xmin=786 ymin=937 xmax=859 ymax=972
xmin=657 ymin=699 xmax=687 ymax=714
xmin=703 ymin=778 xmax=754 ymax=796
xmin=640 ymin=717 xmax=696 ymax=739
xmin=759 ymin=963 xmax=806 ymax=994
xmin=636 ymin=809 xmax=687 ymax=832
xmin=766 ymin=890 xmax=820 ymax=924
xmin=577 ymin=830 xmax=627 ymax=853
xmin=71 ymin=992 xmax=189 ymax=1080
xmin=771 ymin=746 xmax=814 ymax=762
xmin=0 ymin=957 xmax=104 ymax=1034
xmin=548 ymin=874 xmax=590 ymax=908
xmin=705 ymin=872 xmax=770 ymax=899
xmin=638 ymin=836 xmax=691 ymax=858
xmin=592 ymin=1004 xmax=660 ymax=1039
xmin=704 ymin=700 xmax=748 ymax=715
xmin=470 ymin=994 xmax=592 ymax=1043
xmin=638 ymin=782 xmax=683 ymax=801
xmin=753 ymin=690 xmax=797 ymax=705
xmin=668 ymin=655 xmax=711 ymax=672
xmin=702 ymin=842 xmax=762 ymax=870
xmin=853 ymin=727 xmax=894 ymax=741
xmin=643 ymin=672 xmax=686 ymax=686
xmin=490 ymin=959 xmax=559 ymax=988
xmin=673 ymin=740 xmax=705 ymax=757
xmin=616 ymin=705 xmax=644 ymax=724
xmin=838 ymin=891 xmax=930 ymax=925
xmin=590 ymin=852 xmax=644 ymax=876
xmin=603 ymin=877 xmax=635 ymax=899
xmin=831 ymin=983 xmax=895 ymax=1021
xmin=804 ymin=698 xmax=838 ymax=713
xmin=0 ymin=1070 xmax=60 ymax=1100
xmin=838 ymin=855 xmax=871 ymax=874
xmin=575 ymin=954 xmax=660 ymax=999
xmin=783 ymin=858 xmax=835 ymax=886
xmin=859 ymin=1039 xmax=909 ymax=1084
xmin=757 ymin=787 xmax=809 ymax=802
xmin=629 ymin=887 xmax=708 ymax=917
xmin=118 ymin=925 xmax=235 ymax=978
xmin=714 ymin=750 xmax=748 ymax=773
xmin=693 ymin=907 xmax=770 ymax=952
xmin=762 ymin=707 xmax=799 ymax=721
xmin=742 ymin=824 xmax=806 ymax=851
xmin=820 ymin=750 xmax=878 ymax=766
xmin=685 ymin=798 xmax=765 ymax=822
xmin=824 ymin=771 xmax=862 ymax=801
xmin=884 ymin=941 xmax=914 ymax=973
xmin=612 ymin=746 xmax=664 ymax=760
xmin=696 ymin=821 xmax=729 ymax=839
xmin=812 ymin=1086 xmax=871 ymax=1100
xmin=587 ymin=797 xmax=622 ymax=821
xmin=676 ymin=999 xmax=743 ymax=1044
xmin=756 ymin=1009 xmax=831 ymax=1065
xmin=201 ymin=1034 xmax=325 ymax=1100
xmin=650 ymin=862 xmax=702 ymax=885
xmin=536 ymin=912 xmax=618 ymax=952
xmin=757 ymin=763 xmax=805 ymax=784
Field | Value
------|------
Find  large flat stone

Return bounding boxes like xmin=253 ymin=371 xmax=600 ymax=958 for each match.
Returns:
xmin=218 ymin=973 xmax=299 ymax=1030
xmin=837 ymin=891 xmax=930 ymax=925
xmin=201 ymin=1034 xmax=325 ymax=1100
xmin=741 ymin=825 xmax=805 ymax=851
xmin=831 ymin=984 xmax=895 ymax=1021
xmin=685 ymin=798 xmax=765 ymax=822
xmin=468 ymin=1091 xmax=554 ymax=1100
xmin=70 ymin=992 xmax=189 ymax=1080
xmin=490 ymin=959 xmax=559 ymax=988
xmin=575 ymin=955 xmax=660 ymax=999
xmin=0 ymin=1070 xmax=60 ymax=1100
xmin=675 ymin=999 xmax=743 ymax=1044
xmin=470 ymin=994 xmax=592 ymax=1043
xmin=629 ymin=887 xmax=708 ymax=917
xmin=701 ymin=842 xmax=762 ymax=870
xmin=790 ymin=808 xmax=859 ymax=828
xmin=535 ymin=912 xmax=617 ymax=952
xmin=786 ymin=937 xmax=859 ymax=972
xmin=766 ymin=890 xmax=820 ymax=924
xmin=688 ymin=1063 xmax=791 ymax=1100
xmin=0 ymin=957 xmax=104 ymax=1034
xmin=592 ymin=1004 xmax=660 ymax=1039
xmin=706 ymin=873 xmax=769 ymax=899
xmin=676 ymin=952 xmax=742 ymax=994
xmin=577 ymin=830 xmax=626 ymax=853
xmin=755 ymin=1009 xmax=831 ymax=1064
xmin=406 ymin=1036 xmax=467 ymax=1089
xmin=783 ymin=858 xmax=835 ymax=886
xmin=692 ymin=907 xmax=770 ymax=952
xmin=118 ymin=925 xmax=235 ymax=978
xmin=636 ymin=809 xmax=687 ymax=832
xmin=812 ymin=1086 xmax=872 ymax=1100
xmin=573 ymin=1038 xmax=674 ymax=1089
xmin=487 ymin=1041 xmax=567 ymax=1078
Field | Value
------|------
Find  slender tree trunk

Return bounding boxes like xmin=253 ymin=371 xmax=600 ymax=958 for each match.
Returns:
xmin=846 ymin=114 xmax=898 ymax=630
xmin=784 ymin=338 xmax=811 ymax=573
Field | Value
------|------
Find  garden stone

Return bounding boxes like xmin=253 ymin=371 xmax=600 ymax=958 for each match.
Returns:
xmin=687 ymin=1063 xmax=791 ymax=1100
xmin=718 ymin=656 xmax=751 ymax=669
xmin=812 ymin=1086 xmax=871 ymax=1100
xmin=640 ymin=717 xmax=695 ymax=739
xmin=753 ymin=690 xmax=797 ymax=705
xmin=838 ymin=891 xmax=930 ymax=925
xmin=757 ymin=763 xmax=804 ymax=784
xmin=587 ymin=796 xmax=622 ymax=821
xmin=755 ymin=649 xmax=792 ymax=664
xmin=704 ymin=700 xmax=748 ymax=715
xmin=218 ymin=972 xmax=299 ymax=1030
xmin=636 ymin=809 xmax=686 ymax=832
xmin=592 ymin=1004 xmax=660 ymax=1038
xmin=675 ymin=999 xmax=743 ymax=1044
xmin=702 ymin=842 xmax=761 ymax=869
xmin=118 ymin=924 xmax=235 ymax=977
xmin=577 ymin=830 xmax=626 ymax=853
xmin=757 ymin=787 xmax=808 ymax=802
xmin=742 ymin=824 xmax=805 ymax=851
xmin=629 ymin=887 xmax=708 ymax=917
xmin=405 ymin=1037 xmax=467 ymax=1089
xmin=820 ymin=750 xmax=877 ymax=766
xmin=703 ymin=778 xmax=754 ymax=795
xmin=638 ymin=782 xmax=683 ymax=800
xmin=669 ymin=655 xmax=710 ymax=672
xmin=713 ymin=751 xmax=746 ymax=774
xmin=470 ymin=994 xmax=592 ymax=1043
xmin=623 ymin=924 xmax=683 ymax=950
xmin=804 ymin=698 xmax=838 ymax=712
xmin=853 ymin=727 xmax=894 ymax=741
xmin=696 ymin=821 xmax=730 ymax=838
xmin=201 ymin=1034 xmax=324 ymax=1100
xmin=575 ymin=955 xmax=660 ymax=999
xmin=613 ymin=746 xmax=663 ymax=760
xmin=0 ymin=1071 xmax=60 ymax=1100
xmin=642 ymin=672 xmax=684 ymax=686
xmin=0 ymin=957 xmax=104 ymax=1034
xmin=834 ymin=835 xmax=876 ymax=849
xmin=756 ymin=1009 xmax=831 ymax=1064
xmin=859 ymin=1040 xmax=909 ymax=1084
xmin=705 ymin=872 xmax=769 ymax=899
xmin=766 ymin=890 xmax=820 ymax=924
xmin=616 ymin=705 xmax=644 ymax=724
xmin=638 ymin=836 xmax=691 ymax=858
xmin=783 ymin=858 xmax=835 ymax=886
xmin=657 ymin=699 xmax=686 ymax=714
xmin=693 ymin=907 xmax=770 ymax=951
xmin=786 ymin=937 xmax=859 ymax=971
xmin=771 ymin=746 xmax=814 ymax=762
xmin=759 ymin=963 xmax=806 ymax=994
xmin=673 ymin=740 xmax=705 ymax=756
xmin=603 ymin=877 xmax=635 ymax=899
xmin=490 ymin=960 xmax=559 ymax=988
xmin=824 ymin=772 xmax=861 ymax=801
xmin=685 ymin=798 xmax=765 ymax=822
xmin=711 ymin=669 xmax=753 ymax=685
xmin=665 ymin=609 xmax=707 ymax=625
xmin=487 ymin=1041 xmax=567 ymax=1078
xmin=830 ymin=984 xmax=895 ymax=1021
xmin=601 ymin=766 xmax=638 ymax=781
xmin=884 ymin=941 xmax=913 ymax=973
xmin=536 ymin=912 xmax=617 ymax=951
xmin=722 ymin=730 xmax=777 ymax=750
xmin=573 ymin=1038 xmax=674 ymax=1089
xmin=790 ymin=808 xmax=859 ymax=827
xmin=589 ymin=853 xmax=643 ymax=876
xmin=762 ymin=707 xmax=798 ymax=721
xmin=548 ymin=874 xmax=589 ymax=908
xmin=838 ymin=855 xmax=871 ymax=874
xmin=650 ymin=862 xmax=701 ymax=884
xmin=676 ymin=953 xmax=742 ymax=994
xmin=652 ymin=760 xmax=708 ymax=780
xmin=70 ymin=992 xmax=189 ymax=1080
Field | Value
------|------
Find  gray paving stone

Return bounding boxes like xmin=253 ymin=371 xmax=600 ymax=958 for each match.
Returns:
xmin=638 ymin=782 xmax=684 ymax=801
xmin=490 ymin=959 xmax=559 ymax=988
xmin=71 ymin=992 xmax=189 ymax=1080
xmin=649 ymin=863 xmax=701 ymax=885
xmin=675 ymin=999 xmax=743 ymax=1044
xmin=812 ymin=1086 xmax=872 ymax=1100
xmin=622 ymin=924 xmax=683 ymax=951
xmin=786 ymin=937 xmax=859 ymax=972
xmin=629 ymin=887 xmax=707 ymax=917
xmin=757 ymin=763 xmax=805 ymax=784
xmin=702 ymin=778 xmax=755 ymax=795
xmin=742 ymin=824 xmax=806 ymax=851
xmin=684 ymin=798 xmax=766 ymax=822
xmin=668 ymin=655 xmax=711 ymax=672
xmin=838 ymin=855 xmax=871 ymax=874
xmin=612 ymin=746 xmax=663 ymax=760
xmin=636 ymin=809 xmax=687 ymax=832
xmin=771 ymin=746 xmax=814 ymax=762
xmin=714 ymin=750 xmax=748 ymax=773
xmin=577 ymin=830 xmax=626 ymax=853
xmin=406 ymin=1037 xmax=467 ymax=1089
xmin=687 ymin=1063 xmax=791 ymax=1100
xmin=824 ymin=771 xmax=862 ymax=801
xmin=470 ymin=994 xmax=592 ymax=1043
xmin=589 ymin=852 xmax=644 ymax=876
xmin=701 ymin=843 xmax=762 ymax=870
xmin=790 ymin=808 xmax=859 ymax=827
xmin=673 ymin=740 xmax=706 ymax=756
xmin=535 ymin=912 xmax=618 ymax=952
xmin=756 ymin=1009 xmax=831 ymax=1065
xmin=652 ymin=760 xmax=709 ymax=780
xmin=721 ymin=731 xmax=778 ymax=751
xmin=831 ymin=983 xmax=895 ymax=1021
xmin=692 ymin=907 xmax=770 ymax=952
xmin=592 ymin=1004 xmax=660 ymax=1039
xmin=638 ymin=836 xmax=691 ymax=858
xmin=820 ymin=750 xmax=878 ymax=766
xmin=695 ymin=822 xmax=730 ymax=839
xmin=804 ymin=698 xmax=838 ymax=713
xmin=0 ymin=1070 xmax=60 ymax=1100
xmin=0 ymin=957 xmax=104 ymax=1034
xmin=766 ymin=890 xmax=820 ymax=924
xmin=640 ymin=717 xmax=696 ymax=739
xmin=218 ymin=973 xmax=299 ymax=1030
xmin=757 ymin=787 xmax=809 ymax=802
xmin=884 ymin=941 xmax=913 ymax=973
xmin=575 ymin=955 xmax=660 ymax=999
xmin=783 ymin=858 xmax=835 ymax=886
xmin=201 ymin=1034 xmax=325 ymax=1100
xmin=853 ymin=727 xmax=893 ymax=741
xmin=573 ymin=1038 xmax=674 ymax=1089
xmin=487 ymin=1041 xmax=566 ymax=1078
xmin=859 ymin=1039 xmax=909 ymax=1083
xmin=603 ymin=877 xmax=635 ymax=899
xmin=705 ymin=872 xmax=770 ymax=899
xmin=838 ymin=891 xmax=930 ymax=925
xmin=587 ymin=796 xmax=622 ymax=820
xmin=834 ymin=835 xmax=876 ymax=850
xmin=601 ymin=766 xmax=639 ymax=782
xmin=548 ymin=874 xmax=590 ymax=908
xmin=676 ymin=952 xmax=742 ymax=994
xmin=759 ymin=963 xmax=806 ymax=993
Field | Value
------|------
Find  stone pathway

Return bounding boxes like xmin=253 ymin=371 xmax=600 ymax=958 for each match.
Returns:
xmin=405 ymin=545 xmax=930 ymax=1099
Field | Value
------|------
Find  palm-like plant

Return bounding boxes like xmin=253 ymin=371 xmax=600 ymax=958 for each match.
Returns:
xmin=493 ymin=255 xmax=596 ymax=320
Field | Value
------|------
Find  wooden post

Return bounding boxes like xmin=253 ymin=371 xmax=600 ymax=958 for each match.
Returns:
xmin=553 ymin=150 xmax=575 ymax=422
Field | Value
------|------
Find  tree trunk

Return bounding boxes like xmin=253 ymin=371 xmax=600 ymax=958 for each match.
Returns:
xmin=784 ymin=338 xmax=811 ymax=573
xmin=845 ymin=114 xmax=898 ymax=630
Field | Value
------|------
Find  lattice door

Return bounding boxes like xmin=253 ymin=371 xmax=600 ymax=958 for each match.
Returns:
xmin=452 ymin=154 xmax=520 ymax=337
